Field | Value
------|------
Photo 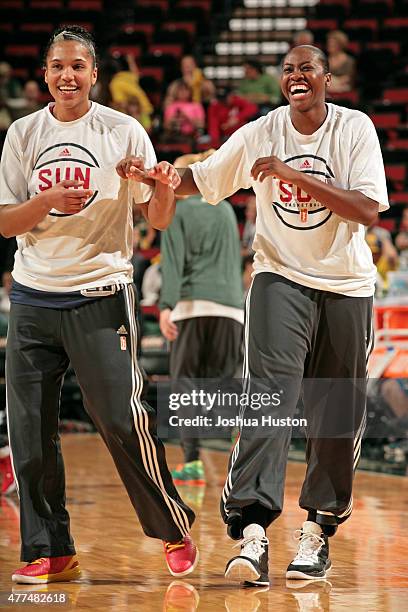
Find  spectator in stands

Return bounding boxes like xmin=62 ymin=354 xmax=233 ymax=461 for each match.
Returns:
xmin=131 ymin=211 xmax=157 ymax=299
xmin=8 ymin=81 xmax=43 ymax=121
xmin=0 ymin=62 xmax=22 ymax=101
xmin=366 ymin=223 xmax=398 ymax=289
xmin=109 ymin=54 xmax=153 ymax=127
xmin=164 ymin=55 xmax=215 ymax=108
xmin=326 ymin=30 xmax=356 ymax=93
xmin=241 ymin=194 xmax=257 ymax=256
xmin=207 ymin=88 xmax=258 ymax=147
xmin=395 ymin=206 xmax=408 ymax=270
xmin=237 ymin=59 xmax=281 ymax=112
xmin=292 ymin=30 xmax=314 ymax=47
xmin=0 ymin=95 xmax=12 ymax=131
xmin=122 ymin=96 xmax=152 ymax=132
xmin=381 ymin=379 xmax=408 ymax=428
xmin=160 ymin=150 xmax=243 ymax=488
xmin=163 ymin=80 xmax=205 ymax=142
xmin=242 ymin=253 xmax=254 ymax=295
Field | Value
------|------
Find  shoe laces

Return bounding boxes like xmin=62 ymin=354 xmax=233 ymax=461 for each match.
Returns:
xmin=165 ymin=539 xmax=185 ymax=554
xmin=30 ymin=558 xmax=47 ymax=565
xmin=293 ymin=530 xmax=325 ymax=563
xmin=234 ymin=534 xmax=269 ymax=561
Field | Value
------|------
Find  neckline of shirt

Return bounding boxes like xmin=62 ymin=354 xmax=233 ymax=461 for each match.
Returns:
xmin=285 ymin=102 xmax=332 ymax=142
xmin=46 ymin=101 xmax=97 ymax=126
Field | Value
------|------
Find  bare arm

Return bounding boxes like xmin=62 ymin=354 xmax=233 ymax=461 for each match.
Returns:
xmin=251 ymin=156 xmax=379 ymax=226
xmin=117 ymin=157 xmax=179 ymax=230
xmin=173 ymin=168 xmax=200 ymax=196
xmin=0 ymin=180 xmax=93 ymax=238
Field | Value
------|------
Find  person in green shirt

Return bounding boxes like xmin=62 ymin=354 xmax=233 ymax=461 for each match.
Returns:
xmin=159 ymin=151 xmax=244 ymax=488
xmin=238 ymin=58 xmax=281 ymax=111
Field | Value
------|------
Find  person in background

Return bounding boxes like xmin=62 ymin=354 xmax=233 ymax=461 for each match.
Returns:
xmin=237 ymin=59 xmax=281 ymax=112
xmin=366 ymin=223 xmax=398 ymax=291
xmin=242 ymin=253 xmax=254 ymax=296
xmin=207 ymin=88 xmax=258 ymax=147
xmin=0 ymin=95 xmax=12 ymax=132
xmin=124 ymin=95 xmax=152 ymax=132
xmin=109 ymin=54 xmax=154 ymax=128
xmin=241 ymin=194 xmax=257 ymax=256
xmin=163 ymin=80 xmax=205 ymax=141
xmin=8 ymin=80 xmax=43 ymax=121
xmin=159 ymin=150 xmax=244 ymax=487
xmin=395 ymin=206 xmax=408 ymax=270
xmin=164 ymin=55 xmax=215 ymax=108
xmin=292 ymin=30 xmax=314 ymax=47
xmin=0 ymin=62 xmax=22 ymax=101
xmin=326 ymin=30 xmax=356 ymax=93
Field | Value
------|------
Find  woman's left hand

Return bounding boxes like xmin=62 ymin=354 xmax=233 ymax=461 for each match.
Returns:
xmin=251 ymin=156 xmax=297 ymax=183
xmin=116 ymin=156 xmax=148 ymax=181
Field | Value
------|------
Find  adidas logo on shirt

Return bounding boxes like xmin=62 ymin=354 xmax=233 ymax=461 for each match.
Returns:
xmin=300 ymin=159 xmax=311 ymax=169
xmin=59 ymin=148 xmax=71 ymax=157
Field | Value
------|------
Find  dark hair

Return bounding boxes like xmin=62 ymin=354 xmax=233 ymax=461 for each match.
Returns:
xmin=282 ymin=45 xmax=330 ymax=74
xmin=244 ymin=59 xmax=264 ymax=74
xmin=43 ymin=25 xmax=97 ymax=68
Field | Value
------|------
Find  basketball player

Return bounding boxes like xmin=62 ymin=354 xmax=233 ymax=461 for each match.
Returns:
xmin=0 ymin=26 xmax=198 ymax=584
xmin=141 ymin=45 xmax=389 ymax=585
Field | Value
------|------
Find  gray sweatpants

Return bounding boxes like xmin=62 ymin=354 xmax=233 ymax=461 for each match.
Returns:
xmin=6 ymin=284 xmax=194 ymax=561
xmin=221 ymin=272 xmax=373 ymax=534
xmin=170 ymin=316 xmax=243 ymax=463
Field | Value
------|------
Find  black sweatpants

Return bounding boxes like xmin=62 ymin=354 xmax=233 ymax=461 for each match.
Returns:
xmin=221 ymin=272 xmax=373 ymax=533
xmin=6 ymin=284 xmax=194 ymax=562
xmin=170 ymin=316 xmax=243 ymax=463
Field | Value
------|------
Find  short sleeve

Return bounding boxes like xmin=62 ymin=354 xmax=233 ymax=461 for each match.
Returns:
xmin=190 ymin=127 xmax=252 ymax=205
xmin=128 ymin=121 xmax=157 ymax=204
xmin=348 ymin=114 xmax=389 ymax=212
xmin=0 ymin=124 xmax=28 ymax=205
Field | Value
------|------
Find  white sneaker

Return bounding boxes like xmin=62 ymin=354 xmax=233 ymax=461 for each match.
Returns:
xmin=225 ymin=524 xmax=269 ymax=586
xmin=286 ymin=521 xmax=332 ymax=580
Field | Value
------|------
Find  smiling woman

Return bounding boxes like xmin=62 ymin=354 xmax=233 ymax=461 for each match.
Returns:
xmin=0 ymin=24 xmax=198 ymax=585
xmin=44 ymin=28 xmax=98 ymax=122
xmin=145 ymin=44 xmax=390 ymax=587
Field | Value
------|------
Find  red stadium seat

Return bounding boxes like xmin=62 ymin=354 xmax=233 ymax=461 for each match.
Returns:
xmin=385 ymin=165 xmax=406 ymax=182
xmin=5 ymin=44 xmax=40 ymax=57
xmin=121 ymin=23 xmax=155 ymax=42
xmin=162 ymin=22 xmax=196 ymax=36
xmin=30 ymin=0 xmax=62 ymax=7
xmin=137 ymin=0 xmax=169 ymax=9
xmin=390 ymin=192 xmax=408 ymax=204
xmin=383 ymin=88 xmax=408 ymax=104
xmin=109 ymin=46 xmax=142 ymax=59
xmin=20 ymin=23 xmax=53 ymax=32
xmin=140 ymin=66 xmax=164 ymax=81
xmin=370 ymin=113 xmax=400 ymax=129
xmin=67 ymin=0 xmax=102 ymax=9
xmin=149 ymin=43 xmax=184 ymax=58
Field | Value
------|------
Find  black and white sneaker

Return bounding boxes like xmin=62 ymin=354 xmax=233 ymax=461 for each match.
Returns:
xmin=225 ymin=524 xmax=269 ymax=586
xmin=286 ymin=521 xmax=332 ymax=580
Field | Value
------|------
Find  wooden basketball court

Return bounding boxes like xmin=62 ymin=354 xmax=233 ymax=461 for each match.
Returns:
xmin=1 ymin=434 xmax=408 ymax=611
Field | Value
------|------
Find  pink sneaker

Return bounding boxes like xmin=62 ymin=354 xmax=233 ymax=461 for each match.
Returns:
xmin=12 ymin=555 xmax=81 ymax=584
xmin=0 ymin=454 xmax=16 ymax=496
xmin=163 ymin=535 xmax=199 ymax=577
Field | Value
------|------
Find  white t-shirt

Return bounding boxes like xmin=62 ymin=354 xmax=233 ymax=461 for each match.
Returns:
xmin=191 ymin=103 xmax=389 ymax=297
xmin=0 ymin=102 xmax=155 ymax=291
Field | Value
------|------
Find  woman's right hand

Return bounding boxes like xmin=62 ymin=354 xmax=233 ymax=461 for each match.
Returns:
xmin=39 ymin=180 xmax=93 ymax=214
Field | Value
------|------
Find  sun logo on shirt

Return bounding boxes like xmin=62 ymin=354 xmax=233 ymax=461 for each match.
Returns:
xmin=272 ymin=155 xmax=334 ymax=230
xmin=32 ymin=143 xmax=99 ymax=217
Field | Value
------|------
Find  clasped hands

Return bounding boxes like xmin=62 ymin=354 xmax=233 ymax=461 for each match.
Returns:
xmin=115 ymin=155 xmax=297 ymax=188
